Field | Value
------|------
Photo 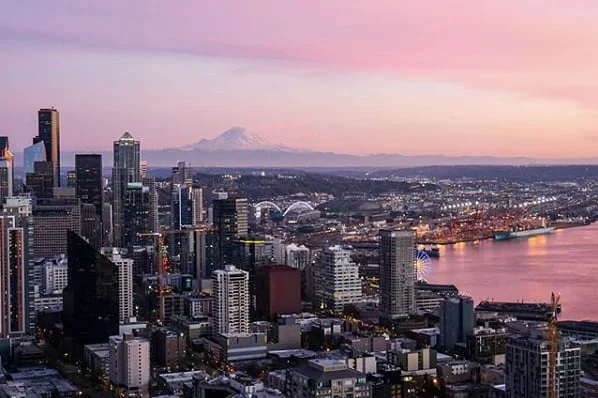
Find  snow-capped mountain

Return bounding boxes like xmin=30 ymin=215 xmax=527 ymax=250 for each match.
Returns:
xmin=179 ymin=127 xmax=304 ymax=152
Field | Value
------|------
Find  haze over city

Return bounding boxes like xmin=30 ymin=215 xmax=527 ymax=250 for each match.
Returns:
xmin=3 ymin=1 xmax=598 ymax=158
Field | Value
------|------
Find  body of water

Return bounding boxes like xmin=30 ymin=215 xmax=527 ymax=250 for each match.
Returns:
xmin=427 ymin=223 xmax=598 ymax=321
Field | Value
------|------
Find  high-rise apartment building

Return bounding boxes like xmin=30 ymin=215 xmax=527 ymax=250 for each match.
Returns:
xmin=213 ymin=265 xmax=250 ymax=334
xmin=439 ymin=296 xmax=475 ymax=350
xmin=33 ymin=197 xmax=81 ymax=258
xmin=101 ymin=248 xmax=134 ymax=323
xmin=506 ymin=331 xmax=580 ymax=397
xmin=36 ymin=108 xmax=60 ymax=187
xmin=379 ymin=230 xmax=416 ymax=321
xmin=213 ymin=198 xmax=248 ymax=266
xmin=0 ymin=212 xmax=34 ymax=336
xmin=63 ymin=232 xmax=119 ymax=346
xmin=314 ymin=245 xmax=362 ymax=312
xmin=112 ymin=132 xmax=140 ymax=247
xmin=109 ymin=334 xmax=150 ymax=396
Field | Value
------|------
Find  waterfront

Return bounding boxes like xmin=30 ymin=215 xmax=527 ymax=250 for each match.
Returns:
xmin=427 ymin=223 xmax=598 ymax=321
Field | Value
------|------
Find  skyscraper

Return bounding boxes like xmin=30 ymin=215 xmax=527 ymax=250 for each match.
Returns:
xmin=23 ymin=141 xmax=46 ymax=175
xmin=76 ymin=154 xmax=103 ymax=246
xmin=36 ymin=108 xmax=60 ymax=187
xmin=63 ymin=232 xmax=120 ymax=347
xmin=379 ymin=229 xmax=416 ymax=322
xmin=171 ymin=161 xmax=192 ymax=185
xmin=171 ymin=185 xmax=203 ymax=230
xmin=26 ymin=161 xmax=54 ymax=198
xmin=213 ymin=198 xmax=248 ymax=266
xmin=506 ymin=329 xmax=580 ymax=397
xmin=314 ymin=245 xmax=362 ymax=312
xmin=0 ymin=137 xmax=14 ymax=202
xmin=112 ymin=132 xmax=140 ymax=247
xmin=0 ymin=210 xmax=34 ymax=336
xmin=102 ymin=248 xmax=134 ymax=323
xmin=439 ymin=296 xmax=475 ymax=350
xmin=213 ymin=265 xmax=250 ymax=334
xmin=122 ymin=180 xmax=157 ymax=248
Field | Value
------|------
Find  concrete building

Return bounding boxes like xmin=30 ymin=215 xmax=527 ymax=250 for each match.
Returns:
xmin=152 ymin=328 xmax=186 ymax=370
xmin=379 ymin=230 xmax=416 ymax=322
xmin=285 ymin=243 xmax=310 ymax=269
xmin=315 ymin=245 xmax=362 ymax=312
xmin=211 ymin=332 xmax=268 ymax=363
xmin=439 ymin=296 xmax=475 ymax=350
xmin=102 ymin=248 xmax=134 ymax=323
xmin=42 ymin=256 xmax=69 ymax=294
xmin=505 ymin=332 xmax=580 ymax=398
xmin=33 ymin=197 xmax=81 ymax=258
xmin=285 ymin=359 xmax=371 ymax=398
xmin=109 ymin=334 xmax=150 ymax=396
xmin=466 ymin=326 xmax=507 ymax=365
xmin=213 ymin=265 xmax=250 ymax=334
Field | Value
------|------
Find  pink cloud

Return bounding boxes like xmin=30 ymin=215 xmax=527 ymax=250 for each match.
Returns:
xmin=3 ymin=0 xmax=598 ymax=108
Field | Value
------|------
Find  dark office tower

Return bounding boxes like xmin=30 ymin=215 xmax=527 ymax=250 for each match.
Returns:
xmin=123 ymin=181 xmax=157 ymax=248
xmin=112 ymin=132 xmax=140 ymax=247
xmin=76 ymin=155 xmax=103 ymax=247
xmin=0 ymin=213 xmax=34 ymax=336
xmin=439 ymin=296 xmax=475 ymax=350
xmin=26 ymin=161 xmax=55 ymax=198
xmin=0 ymin=137 xmax=13 ymax=202
xmin=63 ymin=231 xmax=119 ymax=347
xmin=379 ymin=230 xmax=417 ymax=323
xmin=33 ymin=197 xmax=81 ymax=258
xmin=171 ymin=185 xmax=202 ymax=230
xmin=213 ymin=198 xmax=248 ymax=266
xmin=37 ymin=108 xmax=60 ymax=187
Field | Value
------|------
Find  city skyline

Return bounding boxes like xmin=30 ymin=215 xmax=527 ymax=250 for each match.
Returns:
xmin=3 ymin=1 xmax=598 ymax=158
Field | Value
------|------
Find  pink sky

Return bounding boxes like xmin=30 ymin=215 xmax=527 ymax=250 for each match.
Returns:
xmin=1 ymin=0 xmax=598 ymax=157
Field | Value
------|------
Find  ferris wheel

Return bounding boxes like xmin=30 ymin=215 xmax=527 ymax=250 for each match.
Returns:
xmin=415 ymin=249 xmax=432 ymax=281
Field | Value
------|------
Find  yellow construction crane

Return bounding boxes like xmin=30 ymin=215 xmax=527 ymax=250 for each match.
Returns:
xmin=546 ymin=292 xmax=561 ymax=398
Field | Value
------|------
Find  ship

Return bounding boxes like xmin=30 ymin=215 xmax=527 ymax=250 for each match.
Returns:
xmin=493 ymin=226 xmax=555 ymax=240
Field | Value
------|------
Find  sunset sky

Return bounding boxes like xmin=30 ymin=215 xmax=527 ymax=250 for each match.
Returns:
xmin=2 ymin=1 xmax=598 ymax=157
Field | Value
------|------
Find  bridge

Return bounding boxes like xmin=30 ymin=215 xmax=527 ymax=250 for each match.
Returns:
xmin=253 ymin=201 xmax=316 ymax=218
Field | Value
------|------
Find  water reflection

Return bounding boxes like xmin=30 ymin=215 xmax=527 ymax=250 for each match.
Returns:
xmin=428 ymin=224 xmax=598 ymax=321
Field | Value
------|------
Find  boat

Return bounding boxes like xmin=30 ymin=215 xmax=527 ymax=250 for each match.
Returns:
xmin=418 ymin=246 xmax=440 ymax=258
xmin=493 ymin=226 xmax=555 ymax=240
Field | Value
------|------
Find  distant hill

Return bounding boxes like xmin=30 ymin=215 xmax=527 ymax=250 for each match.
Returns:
xmin=23 ymin=127 xmax=598 ymax=168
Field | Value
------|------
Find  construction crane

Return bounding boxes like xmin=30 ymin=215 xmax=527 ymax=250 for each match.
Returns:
xmin=138 ymin=226 xmax=214 ymax=322
xmin=546 ymin=292 xmax=561 ymax=398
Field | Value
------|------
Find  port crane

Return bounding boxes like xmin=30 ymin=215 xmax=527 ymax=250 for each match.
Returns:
xmin=546 ymin=292 xmax=561 ymax=398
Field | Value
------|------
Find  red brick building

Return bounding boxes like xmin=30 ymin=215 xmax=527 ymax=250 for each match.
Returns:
xmin=255 ymin=265 xmax=301 ymax=320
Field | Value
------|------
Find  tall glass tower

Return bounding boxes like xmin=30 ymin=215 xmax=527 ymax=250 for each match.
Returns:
xmin=112 ymin=132 xmax=140 ymax=247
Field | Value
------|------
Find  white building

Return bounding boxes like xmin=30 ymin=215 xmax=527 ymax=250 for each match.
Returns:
xmin=42 ymin=256 xmax=68 ymax=294
xmin=109 ymin=334 xmax=150 ymax=396
xmin=379 ymin=230 xmax=416 ymax=321
xmin=213 ymin=265 xmax=249 ymax=334
xmin=102 ymin=248 xmax=134 ymax=323
xmin=285 ymin=243 xmax=311 ymax=269
xmin=315 ymin=246 xmax=362 ymax=312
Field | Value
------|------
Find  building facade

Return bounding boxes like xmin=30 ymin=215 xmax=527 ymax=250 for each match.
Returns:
xmin=255 ymin=265 xmax=301 ymax=320
xmin=75 ymin=154 xmax=103 ymax=246
xmin=36 ymin=108 xmax=60 ymax=187
xmin=33 ymin=198 xmax=81 ymax=258
xmin=439 ymin=296 xmax=475 ymax=350
xmin=213 ymin=265 xmax=250 ymax=334
xmin=109 ymin=334 xmax=150 ymax=396
xmin=112 ymin=132 xmax=140 ymax=247
xmin=315 ymin=245 xmax=362 ymax=312
xmin=379 ymin=229 xmax=416 ymax=321
xmin=213 ymin=198 xmax=248 ymax=267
